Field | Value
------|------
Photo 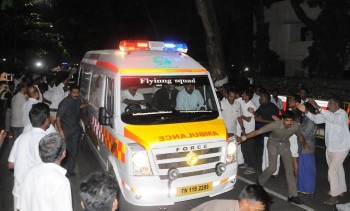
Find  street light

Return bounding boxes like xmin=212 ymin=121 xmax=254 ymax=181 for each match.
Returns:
xmin=35 ymin=62 xmax=42 ymax=67
xmin=2 ymin=58 xmax=6 ymax=62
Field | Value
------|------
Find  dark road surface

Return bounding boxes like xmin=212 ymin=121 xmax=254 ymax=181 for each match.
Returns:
xmin=0 ymin=137 xmax=349 ymax=211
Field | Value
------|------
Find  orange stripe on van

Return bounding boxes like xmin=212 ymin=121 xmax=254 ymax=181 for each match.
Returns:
xmin=124 ymin=128 xmax=151 ymax=149
xmin=119 ymin=68 xmax=206 ymax=73
xmin=96 ymin=61 xmax=119 ymax=72
xmin=101 ymin=127 xmax=126 ymax=163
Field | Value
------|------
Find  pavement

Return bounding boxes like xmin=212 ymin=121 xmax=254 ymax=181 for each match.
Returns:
xmin=0 ymin=137 xmax=349 ymax=211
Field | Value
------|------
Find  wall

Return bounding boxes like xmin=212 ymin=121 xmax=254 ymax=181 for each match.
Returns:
xmin=264 ymin=1 xmax=321 ymax=77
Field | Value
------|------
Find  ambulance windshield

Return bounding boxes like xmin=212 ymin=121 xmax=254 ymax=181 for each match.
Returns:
xmin=120 ymin=75 xmax=219 ymax=124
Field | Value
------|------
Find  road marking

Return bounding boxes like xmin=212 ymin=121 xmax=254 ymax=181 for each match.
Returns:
xmin=237 ymin=176 xmax=314 ymax=211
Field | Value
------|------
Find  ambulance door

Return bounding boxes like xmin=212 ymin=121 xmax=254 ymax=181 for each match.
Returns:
xmin=87 ymin=70 xmax=105 ymax=148
xmin=79 ymin=66 xmax=98 ymax=147
xmin=98 ymin=76 xmax=117 ymax=161
xmin=103 ymin=77 xmax=115 ymax=129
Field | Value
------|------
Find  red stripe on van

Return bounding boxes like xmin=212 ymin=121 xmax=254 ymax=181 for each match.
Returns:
xmin=96 ymin=61 xmax=119 ymax=72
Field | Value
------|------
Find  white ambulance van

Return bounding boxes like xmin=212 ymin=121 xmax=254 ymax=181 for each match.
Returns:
xmin=78 ymin=40 xmax=238 ymax=207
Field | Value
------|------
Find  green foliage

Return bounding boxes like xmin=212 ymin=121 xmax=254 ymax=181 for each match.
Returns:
xmin=0 ymin=0 xmax=66 ymax=72
xmin=1 ymin=0 xmax=12 ymax=10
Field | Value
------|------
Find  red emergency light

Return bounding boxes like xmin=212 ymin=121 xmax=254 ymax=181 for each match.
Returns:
xmin=119 ymin=40 xmax=188 ymax=53
xmin=119 ymin=40 xmax=149 ymax=52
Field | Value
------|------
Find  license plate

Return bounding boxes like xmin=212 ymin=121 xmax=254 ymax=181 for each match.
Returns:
xmin=176 ymin=182 xmax=212 ymax=197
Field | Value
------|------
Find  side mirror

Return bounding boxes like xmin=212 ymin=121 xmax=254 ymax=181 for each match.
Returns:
xmin=99 ymin=107 xmax=112 ymax=126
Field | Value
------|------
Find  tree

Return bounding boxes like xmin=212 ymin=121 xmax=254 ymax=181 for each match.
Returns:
xmin=253 ymin=0 xmax=281 ymax=75
xmin=195 ymin=0 xmax=226 ymax=81
xmin=291 ymin=0 xmax=350 ymax=78
xmin=0 ymin=1 xmax=65 ymax=72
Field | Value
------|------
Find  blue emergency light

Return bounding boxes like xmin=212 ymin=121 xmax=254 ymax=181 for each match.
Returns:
xmin=163 ymin=42 xmax=188 ymax=53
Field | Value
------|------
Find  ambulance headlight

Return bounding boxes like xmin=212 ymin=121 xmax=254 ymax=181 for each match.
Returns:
xmin=226 ymin=141 xmax=237 ymax=164
xmin=129 ymin=144 xmax=153 ymax=176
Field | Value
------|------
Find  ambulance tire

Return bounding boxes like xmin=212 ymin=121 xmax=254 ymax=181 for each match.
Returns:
xmin=106 ymin=162 xmax=130 ymax=211
xmin=79 ymin=131 xmax=89 ymax=152
xmin=78 ymin=119 xmax=89 ymax=151
xmin=116 ymin=187 xmax=128 ymax=211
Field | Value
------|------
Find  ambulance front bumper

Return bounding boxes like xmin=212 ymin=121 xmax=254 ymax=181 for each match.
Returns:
xmin=120 ymin=163 xmax=237 ymax=206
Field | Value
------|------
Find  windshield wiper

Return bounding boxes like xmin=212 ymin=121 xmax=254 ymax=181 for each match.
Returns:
xmin=178 ymin=110 xmax=213 ymax=113
xmin=132 ymin=111 xmax=172 ymax=116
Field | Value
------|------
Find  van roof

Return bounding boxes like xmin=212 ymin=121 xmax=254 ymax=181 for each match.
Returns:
xmin=81 ymin=50 xmax=206 ymax=73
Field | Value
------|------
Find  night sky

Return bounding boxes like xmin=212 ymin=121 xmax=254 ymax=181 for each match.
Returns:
xmin=50 ymin=0 xmax=208 ymax=62
xmin=0 ymin=0 xmax=213 ymax=71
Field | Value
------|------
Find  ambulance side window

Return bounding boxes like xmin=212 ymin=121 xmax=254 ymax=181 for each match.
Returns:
xmin=105 ymin=77 xmax=114 ymax=126
xmin=80 ymin=68 xmax=91 ymax=99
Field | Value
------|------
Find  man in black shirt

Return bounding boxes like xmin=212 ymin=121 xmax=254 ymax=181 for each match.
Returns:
xmin=56 ymin=85 xmax=89 ymax=177
xmin=152 ymin=84 xmax=178 ymax=110
xmin=249 ymin=91 xmax=279 ymax=176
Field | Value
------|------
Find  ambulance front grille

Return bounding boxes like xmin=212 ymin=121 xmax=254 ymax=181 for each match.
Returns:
xmin=152 ymin=143 xmax=225 ymax=177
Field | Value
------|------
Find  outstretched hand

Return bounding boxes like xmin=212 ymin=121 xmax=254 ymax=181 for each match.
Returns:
xmin=308 ymin=98 xmax=320 ymax=109
xmin=0 ymin=72 xmax=9 ymax=81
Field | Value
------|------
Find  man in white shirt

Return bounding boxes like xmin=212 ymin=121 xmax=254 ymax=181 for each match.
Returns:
xmin=121 ymin=86 xmax=146 ymax=113
xmin=8 ymin=103 xmax=51 ymax=210
xmin=50 ymin=73 xmax=71 ymax=124
xmin=221 ymin=89 xmax=242 ymax=135
xmin=239 ymin=89 xmax=257 ymax=174
xmin=176 ymin=84 xmax=204 ymax=110
xmin=22 ymin=85 xmax=39 ymax=127
xmin=80 ymin=172 xmax=119 ymax=211
xmin=43 ymin=76 xmax=56 ymax=104
xmin=11 ymin=83 xmax=27 ymax=139
xmin=22 ymin=85 xmax=56 ymax=134
xmin=251 ymin=86 xmax=262 ymax=109
xmin=297 ymin=96 xmax=350 ymax=205
xmin=20 ymin=133 xmax=73 ymax=211
xmin=221 ymin=89 xmax=245 ymax=169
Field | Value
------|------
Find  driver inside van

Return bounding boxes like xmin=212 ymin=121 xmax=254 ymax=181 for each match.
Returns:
xmin=176 ymin=84 xmax=205 ymax=110
xmin=121 ymin=86 xmax=146 ymax=112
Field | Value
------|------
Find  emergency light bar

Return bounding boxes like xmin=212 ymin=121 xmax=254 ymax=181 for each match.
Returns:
xmin=119 ymin=40 xmax=149 ymax=51
xmin=119 ymin=40 xmax=188 ymax=53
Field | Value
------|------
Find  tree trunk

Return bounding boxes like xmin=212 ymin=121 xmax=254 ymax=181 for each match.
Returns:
xmin=195 ymin=0 xmax=226 ymax=81
xmin=253 ymin=0 xmax=270 ymax=74
xmin=141 ymin=0 xmax=160 ymax=40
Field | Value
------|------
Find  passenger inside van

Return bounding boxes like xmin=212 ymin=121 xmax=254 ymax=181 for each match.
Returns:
xmin=175 ymin=84 xmax=205 ymax=110
xmin=151 ymin=84 xmax=178 ymax=110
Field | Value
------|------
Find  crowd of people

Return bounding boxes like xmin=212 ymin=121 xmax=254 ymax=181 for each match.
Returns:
xmin=1 ymin=70 xmax=350 ymax=210
xmin=216 ymin=79 xmax=350 ymax=206
xmin=0 ymin=71 xmax=104 ymax=211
